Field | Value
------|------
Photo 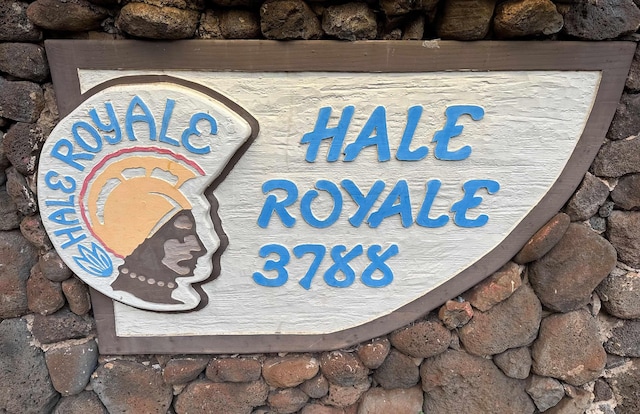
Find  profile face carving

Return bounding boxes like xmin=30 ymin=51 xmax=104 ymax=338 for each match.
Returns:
xmin=38 ymin=77 xmax=258 ymax=311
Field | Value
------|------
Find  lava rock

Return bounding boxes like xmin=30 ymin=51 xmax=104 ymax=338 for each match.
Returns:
xmin=196 ymin=10 xmax=223 ymax=39
xmin=612 ymin=173 xmax=640 ymax=210
xmin=3 ymin=122 xmax=44 ymax=176
xmin=532 ymin=310 xmax=606 ymax=386
xmin=322 ymin=3 xmax=377 ymax=41
xmin=380 ymin=0 xmax=438 ymax=16
xmin=545 ymin=386 xmax=591 ymax=414
xmin=62 ymin=277 xmax=91 ymax=315
xmin=53 ymin=391 xmax=108 ymax=414
xmin=0 ymin=230 xmax=38 ymax=318
xmin=389 ymin=319 xmax=451 ymax=358
xmin=565 ymin=172 xmax=610 ymax=221
xmin=0 ymin=1 xmax=43 ymax=42
xmin=91 ymin=360 xmax=172 ymax=413
xmin=0 ymin=43 xmax=49 ymax=82
xmin=300 ymin=374 xmax=329 ymax=399
xmin=219 ymin=10 xmax=260 ymax=39
xmin=116 ymin=2 xmax=199 ymax=39
xmin=608 ymin=93 xmax=640 ymax=140
xmin=0 ymin=186 xmax=20 ymax=231
xmin=262 ymin=355 xmax=320 ymax=388
xmin=627 ymin=45 xmax=640 ymax=92
xmin=163 ymin=356 xmax=209 ymax=384
xmin=421 ymin=349 xmax=535 ymax=413
xmin=437 ymin=0 xmax=496 ymax=40
xmin=40 ymin=251 xmax=73 ymax=282
xmin=607 ymin=358 xmax=640 ymax=414
xmin=5 ymin=167 xmax=37 ymax=215
xmin=268 ymin=388 xmax=309 ymax=414
xmin=605 ymin=319 xmax=640 ymax=357
xmin=357 ymin=386 xmax=423 ymax=413
xmin=27 ymin=263 xmax=65 ymax=315
xmin=598 ymin=269 xmax=640 ymax=319
xmin=0 ymin=318 xmax=59 ymax=413
xmin=260 ymin=0 xmax=323 ymax=40
xmin=45 ymin=340 xmax=98 ymax=396
xmin=21 ymin=215 xmax=53 ymax=252
xmin=402 ymin=14 xmax=425 ymax=39
xmin=493 ymin=347 xmax=531 ymax=379
xmin=514 ymin=213 xmax=570 ymax=264
xmin=562 ymin=0 xmax=640 ymax=40
xmin=458 ymin=284 xmax=541 ymax=356
xmin=27 ymin=0 xmax=110 ymax=31
xmin=593 ymin=137 xmax=640 ymax=177
xmin=529 ymin=223 xmax=617 ymax=312
xmin=438 ymin=299 xmax=473 ymax=329
xmin=321 ymin=351 xmax=369 ymax=387
xmin=206 ymin=357 xmax=261 ymax=383
xmin=607 ymin=211 xmax=640 ymax=267
xmin=463 ymin=261 xmax=522 ymax=311
xmin=494 ymin=0 xmax=563 ymax=38
xmin=525 ymin=375 xmax=565 ymax=412
xmin=372 ymin=348 xmax=420 ymax=389
xmin=174 ymin=379 xmax=268 ymax=413
xmin=0 ymin=79 xmax=44 ymax=123
xmin=31 ymin=308 xmax=95 ymax=344
xmin=321 ymin=381 xmax=370 ymax=407
xmin=356 ymin=337 xmax=391 ymax=369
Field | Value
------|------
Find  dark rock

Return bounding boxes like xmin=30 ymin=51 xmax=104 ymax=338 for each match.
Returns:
xmin=27 ymin=263 xmax=65 ymax=315
xmin=525 ymin=375 xmax=564 ymax=412
xmin=545 ymin=386 xmax=591 ymax=414
xmin=130 ymin=0 xmax=205 ymax=10
xmin=493 ymin=347 xmax=531 ymax=379
xmin=438 ymin=299 xmax=473 ymax=328
xmin=116 ymin=2 xmax=199 ymax=39
xmin=4 ymin=122 xmax=44 ymax=176
xmin=40 ymin=251 xmax=73 ymax=282
xmin=263 ymin=355 xmax=319 ymax=388
xmin=0 ymin=230 xmax=38 ymax=318
xmin=31 ymin=308 xmax=95 ymax=344
xmin=626 ymin=45 xmax=640 ymax=92
xmin=463 ymin=261 xmax=522 ymax=311
xmin=590 ymin=216 xmax=606 ymax=233
xmin=320 ymin=351 xmax=369 ymax=387
xmin=597 ymin=268 xmax=640 ymax=319
xmin=494 ymin=0 xmax=563 ymax=38
xmin=372 ymin=348 xmax=419 ymax=389
xmin=268 ymin=388 xmax=309 ymax=414
xmin=174 ymin=379 xmax=268 ymax=413
xmin=0 ymin=186 xmax=20 ymax=230
xmin=0 ymin=1 xmax=43 ymax=42
xmin=565 ymin=172 xmax=610 ymax=221
xmin=608 ymin=211 xmax=640 ymax=267
xmin=607 ymin=358 xmax=640 ymax=414
xmin=529 ymin=223 xmax=617 ymax=312
xmin=0 ymin=43 xmax=49 ymax=82
xmin=0 ymin=318 xmax=59 ymax=413
xmin=220 ymin=10 xmax=260 ymax=39
xmin=6 ymin=167 xmax=37 ymax=215
xmin=562 ymin=0 xmax=640 ymax=40
xmin=459 ymin=284 xmax=541 ymax=356
xmin=206 ymin=357 xmax=261 ymax=383
xmin=380 ymin=0 xmax=438 ymax=16
xmin=38 ymin=83 xmax=59 ymax=136
xmin=514 ymin=213 xmax=570 ymax=264
xmin=356 ymin=337 xmax=390 ymax=369
xmin=300 ymin=374 xmax=329 ymax=399
xmin=605 ymin=319 xmax=640 ymax=357
xmin=599 ymin=200 xmax=615 ymax=217
xmin=388 ymin=319 xmax=451 ymax=358
xmin=593 ymin=137 xmax=640 ymax=177
xmin=45 ymin=340 xmax=98 ymax=396
xmin=594 ymin=378 xmax=613 ymax=401
xmin=163 ymin=356 xmax=209 ymax=384
xmin=437 ymin=0 xmax=496 ymax=40
xmin=531 ymin=310 xmax=606 ymax=386
xmin=421 ymin=349 xmax=535 ymax=413
xmin=27 ymin=0 xmax=109 ymax=31
xmin=53 ymin=391 xmax=108 ymax=414
xmin=260 ymin=0 xmax=323 ymax=40
xmin=210 ymin=0 xmax=260 ymax=7
xmin=321 ymin=381 xmax=370 ymax=407
xmin=91 ymin=360 xmax=172 ymax=413
xmin=0 ymin=79 xmax=44 ymax=123
xmin=196 ymin=10 xmax=223 ymax=39
xmin=62 ymin=277 xmax=91 ymax=315
xmin=608 ymin=93 xmax=640 ymax=141
xmin=358 ymin=386 xmax=423 ymax=413
xmin=301 ymin=404 xmax=348 ymax=414
xmin=21 ymin=215 xmax=53 ymax=251
xmin=322 ymin=3 xmax=377 ymax=40
xmin=402 ymin=15 xmax=425 ymax=39
xmin=612 ymin=174 xmax=640 ymax=209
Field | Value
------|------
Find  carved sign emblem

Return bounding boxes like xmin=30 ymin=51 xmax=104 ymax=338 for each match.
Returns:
xmin=40 ymin=41 xmax=633 ymax=353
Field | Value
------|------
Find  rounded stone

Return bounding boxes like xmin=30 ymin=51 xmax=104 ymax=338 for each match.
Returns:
xmin=320 ymin=351 xmax=369 ymax=387
xmin=565 ymin=172 xmax=610 ymax=222
xmin=206 ymin=357 xmax=261 ymax=383
xmin=116 ymin=2 xmax=200 ymax=40
xmin=321 ymin=381 xmax=370 ymax=408
xmin=607 ymin=211 xmax=640 ymax=268
xmin=525 ymin=375 xmax=564 ymax=412
xmin=40 ymin=251 xmax=73 ymax=283
xmin=357 ymin=386 xmax=423 ymax=414
xmin=322 ymin=3 xmax=377 ymax=41
xmin=598 ymin=269 xmax=640 ymax=319
xmin=0 ymin=186 xmax=20 ymax=231
xmin=612 ymin=173 xmax=640 ymax=210
xmin=267 ymin=388 xmax=309 ymax=414
xmin=0 ymin=79 xmax=44 ymax=123
xmin=494 ymin=0 xmax=563 ymax=38
xmin=27 ymin=263 xmax=65 ymax=316
xmin=219 ymin=10 xmax=260 ymax=39
xmin=437 ymin=0 xmax=496 ymax=40
xmin=300 ymin=374 xmax=329 ymax=399
xmin=163 ymin=356 xmax=209 ymax=385
xmin=53 ymin=391 xmax=108 ymax=414
xmin=45 ymin=340 xmax=99 ymax=396
xmin=529 ymin=223 xmax=617 ymax=312
xmin=493 ymin=347 xmax=531 ymax=379
xmin=514 ymin=213 xmax=570 ymax=264
xmin=27 ymin=0 xmax=110 ymax=32
xmin=0 ymin=230 xmax=39 ymax=318
xmin=463 ymin=261 xmax=523 ymax=311
xmin=388 ymin=319 xmax=451 ymax=358
xmin=356 ymin=337 xmax=391 ymax=369
xmin=372 ymin=349 xmax=419 ymax=389
xmin=260 ymin=0 xmax=323 ymax=40
xmin=61 ymin=277 xmax=91 ymax=315
xmin=0 ymin=43 xmax=49 ymax=82
xmin=531 ymin=310 xmax=606 ymax=386
xmin=262 ymin=355 xmax=319 ymax=388
xmin=174 ymin=379 xmax=268 ymax=413
xmin=562 ymin=0 xmax=640 ymax=40
xmin=593 ymin=137 xmax=640 ymax=177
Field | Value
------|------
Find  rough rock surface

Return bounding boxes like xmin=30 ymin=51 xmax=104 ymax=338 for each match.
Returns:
xmin=493 ymin=347 xmax=531 ymax=379
xmin=0 ymin=186 xmax=20 ymax=231
xmin=565 ymin=172 xmax=610 ymax=221
xmin=268 ymin=387 xmax=309 ymax=414
xmin=597 ymin=268 xmax=640 ymax=319
xmin=607 ymin=211 xmax=640 ymax=267
xmin=389 ymin=319 xmax=451 ymax=358
xmin=437 ymin=0 xmax=496 ymax=40
xmin=300 ymin=374 xmax=329 ymax=399
xmin=421 ymin=349 xmax=535 ymax=413
xmin=592 ymin=137 xmax=640 ymax=177
xmin=61 ymin=277 xmax=91 ymax=315
xmin=545 ymin=387 xmax=591 ymax=414
xmin=357 ymin=386 xmax=423 ymax=414
xmin=607 ymin=358 xmax=640 ymax=414
xmin=31 ymin=308 xmax=95 ymax=344
xmin=612 ymin=173 xmax=640 ymax=209
xmin=174 ymin=379 xmax=269 ymax=413
xmin=608 ymin=93 xmax=640 ymax=141
xmin=260 ymin=0 xmax=323 ymax=40
xmin=531 ymin=310 xmax=606 ymax=386
xmin=0 ymin=318 xmax=59 ymax=413
xmin=219 ymin=10 xmax=260 ymax=39
xmin=372 ymin=349 xmax=420 ymax=389
xmin=0 ymin=79 xmax=44 ymax=123
xmin=320 ymin=351 xmax=369 ymax=386
xmin=45 ymin=340 xmax=98 ymax=396
xmin=206 ymin=357 xmax=262 ymax=383
xmin=321 ymin=381 xmax=370 ymax=407
xmin=627 ymin=45 xmax=640 ymax=92
xmin=494 ymin=0 xmax=563 ymax=38
xmin=529 ymin=223 xmax=617 ymax=312
xmin=3 ymin=122 xmax=44 ymax=176
xmin=562 ymin=0 xmax=640 ymax=40
xmin=196 ymin=10 xmax=223 ymax=39
xmin=514 ymin=213 xmax=571 ymax=264
xmin=605 ymin=319 xmax=640 ymax=357
xmin=463 ymin=261 xmax=522 ymax=311
xmin=21 ymin=214 xmax=53 ymax=251
xmin=438 ymin=299 xmax=473 ymax=329
xmin=459 ymin=284 xmax=541 ymax=356
xmin=0 ymin=1 xmax=43 ymax=41
xmin=40 ymin=251 xmax=73 ymax=282
xmin=27 ymin=0 xmax=110 ymax=31
xmin=380 ymin=0 xmax=438 ymax=16
xmin=356 ymin=338 xmax=390 ymax=369
xmin=163 ymin=356 xmax=209 ymax=384
xmin=322 ymin=3 xmax=377 ymax=41
xmin=0 ymin=230 xmax=39 ymax=318
xmin=116 ymin=2 xmax=200 ymax=39
xmin=27 ymin=263 xmax=65 ymax=315
xmin=0 ymin=43 xmax=49 ymax=82
xmin=262 ymin=355 xmax=319 ymax=388
xmin=5 ymin=167 xmax=37 ymax=215
xmin=525 ymin=375 xmax=565 ymax=412
xmin=91 ymin=360 xmax=172 ymax=413
xmin=53 ymin=391 xmax=108 ymax=414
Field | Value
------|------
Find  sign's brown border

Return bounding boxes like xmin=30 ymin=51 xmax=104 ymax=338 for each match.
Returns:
xmin=45 ymin=40 xmax=634 ymax=354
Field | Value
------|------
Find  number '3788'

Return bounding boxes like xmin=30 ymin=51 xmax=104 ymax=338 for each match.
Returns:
xmin=252 ymin=244 xmax=399 ymax=289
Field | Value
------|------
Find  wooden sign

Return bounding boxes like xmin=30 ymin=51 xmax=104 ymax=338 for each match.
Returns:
xmin=41 ymin=40 xmax=634 ymax=353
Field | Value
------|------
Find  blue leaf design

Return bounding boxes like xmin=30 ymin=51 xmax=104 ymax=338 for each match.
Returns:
xmin=73 ymin=243 xmax=113 ymax=277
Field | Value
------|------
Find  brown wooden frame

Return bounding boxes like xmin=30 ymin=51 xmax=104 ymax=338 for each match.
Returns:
xmin=45 ymin=40 xmax=634 ymax=354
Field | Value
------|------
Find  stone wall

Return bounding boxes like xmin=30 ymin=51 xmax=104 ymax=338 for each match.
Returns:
xmin=1 ymin=0 xmax=640 ymax=413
